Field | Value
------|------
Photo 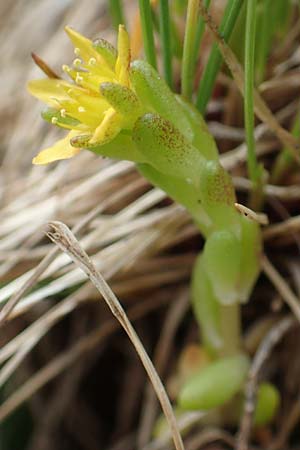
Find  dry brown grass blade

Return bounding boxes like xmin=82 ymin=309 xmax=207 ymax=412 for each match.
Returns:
xmin=137 ymin=289 xmax=190 ymax=448
xmin=199 ymin=1 xmax=300 ymax=161
xmin=0 ymin=174 xmax=144 ymax=326
xmin=0 ymin=292 xmax=171 ymax=424
xmin=262 ymin=255 xmax=300 ymax=323
xmin=237 ymin=316 xmax=295 ymax=450
xmin=46 ymin=221 xmax=185 ymax=450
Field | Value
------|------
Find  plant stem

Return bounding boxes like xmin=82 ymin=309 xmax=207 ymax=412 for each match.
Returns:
xmin=196 ymin=0 xmax=243 ymax=114
xmin=219 ymin=303 xmax=241 ymax=357
xmin=244 ymin=0 xmax=263 ymax=209
xmin=109 ymin=0 xmax=126 ymax=29
xmin=181 ymin=0 xmax=200 ymax=99
xmin=139 ymin=0 xmax=157 ymax=69
xmin=158 ymin=0 xmax=173 ymax=88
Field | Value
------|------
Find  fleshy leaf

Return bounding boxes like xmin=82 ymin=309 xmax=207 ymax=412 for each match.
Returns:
xmin=100 ymin=82 xmax=142 ymax=127
xmin=41 ymin=108 xmax=81 ymax=129
xmin=203 ymin=230 xmax=241 ymax=305
xmin=192 ymin=254 xmax=222 ymax=353
xmin=130 ymin=60 xmax=193 ymax=141
xmin=133 ymin=113 xmax=205 ymax=182
xmin=93 ymin=38 xmax=117 ymax=69
xmin=254 ymin=383 xmax=280 ymax=426
xmin=178 ymin=354 xmax=250 ymax=410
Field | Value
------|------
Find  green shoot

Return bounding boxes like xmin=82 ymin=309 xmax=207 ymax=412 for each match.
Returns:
xmin=271 ymin=111 xmax=300 ymax=184
xmin=192 ymin=0 xmax=211 ymax=72
xmin=138 ymin=0 xmax=157 ymax=69
xmin=244 ymin=0 xmax=263 ymax=208
xmin=196 ymin=0 xmax=243 ymax=114
xmin=109 ymin=0 xmax=126 ymax=29
xmin=181 ymin=0 xmax=200 ymax=99
xmin=158 ymin=0 xmax=173 ymax=88
xmin=255 ymin=0 xmax=274 ymax=84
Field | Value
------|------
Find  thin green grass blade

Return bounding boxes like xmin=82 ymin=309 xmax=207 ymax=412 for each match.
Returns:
xmin=271 ymin=110 xmax=300 ymax=184
xmin=139 ymin=0 xmax=157 ymax=69
xmin=158 ymin=0 xmax=173 ymax=88
xmin=196 ymin=0 xmax=243 ymax=114
xmin=181 ymin=0 xmax=200 ymax=99
xmin=244 ymin=0 xmax=263 ymax=208
xmin=255 ymin=0 xmax=273 ymax=84
xmin=109 ymin=0 xmax=126 ymax=29
xmin=192 ymin=0 xmax=211 ymax=71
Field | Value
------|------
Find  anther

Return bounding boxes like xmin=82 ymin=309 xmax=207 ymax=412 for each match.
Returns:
xmin=74 ymin=47 xmax=80 ymax=56
xmin=78 ymin=106 xmax=86 ymax=112
xmin=76 ymin=74 xmax=83 ymax=83
xmin=73 ymin=58 xmax=82 ymax=67
xmin=51 ymin=117 xmax=58 ymax=124
xmin=89 ymin=57 xmax=96 ymax=65
xmin=60 ymin=109 xmax=66 ymax=117
xmin=62 ymin=64 xmax=70 ymax=72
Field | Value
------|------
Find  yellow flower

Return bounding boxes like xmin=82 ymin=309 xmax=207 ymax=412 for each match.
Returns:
xmin=28 ymin=25 xmax=133 ymax=164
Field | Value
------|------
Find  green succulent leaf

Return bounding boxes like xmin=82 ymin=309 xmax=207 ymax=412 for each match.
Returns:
xmin=192 ymin=254 xmax=222 ymax=353
xmin=254 ymin=382 xmax=280 ymax=426
xmin=175 ymin=95 xmax=218 ymax=161
xmin=92 ymin=38 xmax=117 ymax=69
xmin=100 ymin=82 xmax=143 ymax=126
xmin=178 ymin=354 xmax=250 ymax=410
xmin=130 ymin=60 xmax=193 ymax=141
xmin=41 ymin=108 xmax=81 ymax=129
xmin=203 ymin=230 xmax=241 ymax=305
xmin=133 ymin=113 xmax=206 ymax=183
xmin=74 ymin=132 xmax=146 ymax=162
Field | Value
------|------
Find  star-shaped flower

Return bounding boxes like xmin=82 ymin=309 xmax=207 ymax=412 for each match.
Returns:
xmin=28 ymin=25 xmax=141 ymax=164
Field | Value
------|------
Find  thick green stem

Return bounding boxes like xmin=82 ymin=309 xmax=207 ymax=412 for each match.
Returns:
xmin=219 ymin=303 xmax=241 ymax=357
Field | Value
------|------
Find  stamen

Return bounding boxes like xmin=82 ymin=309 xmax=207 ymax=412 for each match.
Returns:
xmin=60 ymin=109 xmax=66 ymax=117
xmin=76 ymin=74 xmax=83 ymax=83
xmin=62 ymin=64 xmax=70 ymax=73
xmin=73 ymin=58 xmax=82 ymax=67
xmin=51 ymin=117 xmax=58 ymax=124
xmin=74 ymin=47 xmax=80 ymax=56
xmin=78 ymin=106 xmax=86 ymax=112
xmin=89 ymin=57 xmax=96 ymax=65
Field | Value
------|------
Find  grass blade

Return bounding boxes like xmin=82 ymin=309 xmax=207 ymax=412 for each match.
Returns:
xmin=139 ymin=0 xmax=157 ymax=69
xmin=158 ymin=0 xmax=173 ymax=88
xmin=196 ymin=0 xmax=243 ymax=114
xmin=109 ymin=0 xmax=126 ymax=29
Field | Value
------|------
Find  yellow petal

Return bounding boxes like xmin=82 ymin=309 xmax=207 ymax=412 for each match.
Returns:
xmin=115 ymin=25 xmax=130 ymax=87
xmin=27 ymin=79 xmax=74 ymax=108
xmin=89 ymin=107 xmax=121 ymax=144
xmin=32 ymin=131 xmax=81 ymax=165
xmin=65 ymin=26 xmax=114 ymax=78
